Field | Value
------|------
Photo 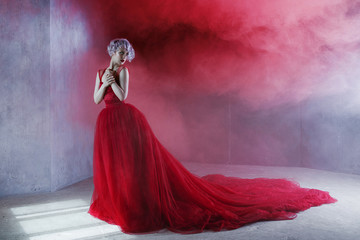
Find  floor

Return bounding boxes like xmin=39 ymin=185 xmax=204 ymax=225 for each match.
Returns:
xmin=1 ymin=162 xmax=359 ymax=240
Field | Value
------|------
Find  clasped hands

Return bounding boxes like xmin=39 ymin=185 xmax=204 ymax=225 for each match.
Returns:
xmin=102 ymin=69 xmax=117 ymax=87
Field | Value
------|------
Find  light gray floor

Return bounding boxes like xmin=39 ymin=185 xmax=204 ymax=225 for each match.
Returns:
xmin=1 ymin=162 xmax=359 ymax=240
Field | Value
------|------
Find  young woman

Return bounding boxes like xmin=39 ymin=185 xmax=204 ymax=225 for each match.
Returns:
xmin=88 ymin=38 xmax=337 ymax=234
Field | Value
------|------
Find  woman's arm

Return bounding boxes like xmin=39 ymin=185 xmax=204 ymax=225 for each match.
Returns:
xmin=111 ymin=67 xmax=129 ymax=101
xmin=93 ymin=72 xmax=108 ymax=104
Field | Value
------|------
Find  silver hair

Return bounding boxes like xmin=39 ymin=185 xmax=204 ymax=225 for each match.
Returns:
xmin=107 ymin=38 xmax=135 ymax=62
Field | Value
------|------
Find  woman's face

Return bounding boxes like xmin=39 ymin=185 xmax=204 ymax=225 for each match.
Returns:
xmin=112 ymin=47 xmax=128 ymax=65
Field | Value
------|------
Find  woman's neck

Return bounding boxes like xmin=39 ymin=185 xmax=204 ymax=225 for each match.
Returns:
xmin=108 ymin=61 xmax=120 ymax=72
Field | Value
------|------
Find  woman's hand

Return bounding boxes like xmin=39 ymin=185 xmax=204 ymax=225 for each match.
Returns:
xmin=102 ymin=69 xmax=116 ymax=87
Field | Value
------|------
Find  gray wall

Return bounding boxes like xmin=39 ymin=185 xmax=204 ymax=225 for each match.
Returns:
xmin=0 ymin=0 xmax=94 ymax=197
xmin=49 ymin=0 xmax=94 ymax=193
xmin=0 ymin=0 xmax=51 ymax=197
xmin=1 ymin=0 xmax=360 ymax=198
xmin=229 ymin=96 xmax=360 ymax=175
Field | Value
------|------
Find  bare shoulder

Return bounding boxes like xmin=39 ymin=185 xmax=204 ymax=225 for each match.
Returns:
xmin=119 ymin=67 xmax=129 ymax=82
xmin=120 ymin=66 xmax=129 ymax=74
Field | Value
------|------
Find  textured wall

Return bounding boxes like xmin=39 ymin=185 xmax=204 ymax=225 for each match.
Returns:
xmin=0 ymin=0 xmax=95 ymax=197
xmin=2 ymin=0 xmax=360 ymax=198
xmin=230 ymin=96 xmax=360 ymax=175
xmin=0 ymin=0 xmax=51 ymax=197
xmin=49 ymin=0 xmax=95 ymax=191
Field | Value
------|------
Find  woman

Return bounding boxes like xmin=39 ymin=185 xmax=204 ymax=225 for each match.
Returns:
xmin=88 ymin=38 xmax=337 ymax=234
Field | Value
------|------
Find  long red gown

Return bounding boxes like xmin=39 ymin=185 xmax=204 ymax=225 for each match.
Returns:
xmin=88 ymin=67 xmax=337 ymax=234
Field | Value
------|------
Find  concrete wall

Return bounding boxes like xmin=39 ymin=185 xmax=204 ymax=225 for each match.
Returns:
xmin=229 ymin=96 xmax=360 ymax=175
xmin=1 ymin=0 xmax=360 ymax=198
xmin=0 ymin=0 xmax=51 ymax=196
xmin=0 ymin=0 xmax=95 ymax=197
xmin=49 ymin=0 xmax=94 ymax=193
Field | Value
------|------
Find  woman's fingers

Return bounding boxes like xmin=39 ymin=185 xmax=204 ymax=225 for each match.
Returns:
xmin=107 ymin=78 xmax=115 ymax=84
xmin=104 ymin=74 xmax=116 ymax=86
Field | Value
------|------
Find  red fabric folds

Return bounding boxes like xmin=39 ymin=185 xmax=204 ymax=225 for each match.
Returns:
xmin=88 ymin=68 xmax=337 ymax=234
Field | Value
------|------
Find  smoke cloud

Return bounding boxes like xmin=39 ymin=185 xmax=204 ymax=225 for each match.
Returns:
xmin=68 ymin=0 xmax=360 ymax=110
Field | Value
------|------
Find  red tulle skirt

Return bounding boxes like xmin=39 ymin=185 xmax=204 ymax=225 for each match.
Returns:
xmin=88 ymin=69 xmax=337 ymax=234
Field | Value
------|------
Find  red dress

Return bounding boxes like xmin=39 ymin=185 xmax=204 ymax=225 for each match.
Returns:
xmin=88 ymin=67 xmax=337 ymax=234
